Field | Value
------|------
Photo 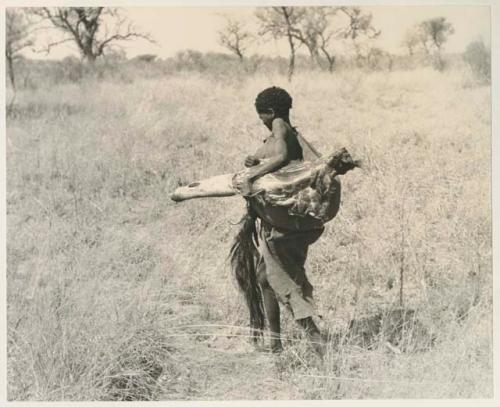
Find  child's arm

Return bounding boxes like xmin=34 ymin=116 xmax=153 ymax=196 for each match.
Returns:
xmin=235 ymin=119 xmax=289 ymax=196
xmin=247 ymin=119 xmax=288 ymax=181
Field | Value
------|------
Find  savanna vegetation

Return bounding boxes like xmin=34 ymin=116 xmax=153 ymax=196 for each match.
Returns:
xmin=6 ymin=6 xmax=492 ymax=401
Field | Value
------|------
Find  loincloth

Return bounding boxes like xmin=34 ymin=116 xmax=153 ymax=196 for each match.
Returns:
xmin=254 ymin=218 xmax=324 ymax=320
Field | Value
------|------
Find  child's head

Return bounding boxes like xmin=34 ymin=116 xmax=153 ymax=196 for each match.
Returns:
xmin=255 ymin=87 xmax=293 ymax=124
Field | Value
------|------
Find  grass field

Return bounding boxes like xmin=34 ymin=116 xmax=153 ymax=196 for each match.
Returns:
xmin=6 ymin=66 xmax=492 ymax=400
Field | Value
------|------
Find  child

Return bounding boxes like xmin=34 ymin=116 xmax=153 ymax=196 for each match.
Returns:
xmin=236 ymin=87 xmax=325 ymax=354
xmin=234 ymin=86 xmax=303 ymax=196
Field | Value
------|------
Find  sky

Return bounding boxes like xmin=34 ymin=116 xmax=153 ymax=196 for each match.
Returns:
xmin=22 ymin=5 xmax=491 ymax=60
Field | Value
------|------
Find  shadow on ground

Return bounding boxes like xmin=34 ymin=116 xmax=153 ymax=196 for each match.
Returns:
xmin=329 ymin=308 xmax=435 ymax=353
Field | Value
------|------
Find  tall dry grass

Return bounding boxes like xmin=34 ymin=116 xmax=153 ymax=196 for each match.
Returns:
xmin=6 ymin=66 xmax=491 ymax=400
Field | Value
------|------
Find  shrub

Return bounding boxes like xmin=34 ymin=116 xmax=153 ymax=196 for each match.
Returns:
xmin=463 ymin=40 xmax=491 ymax=83
xmin=133 ymin=54 xmax=158 ymax=63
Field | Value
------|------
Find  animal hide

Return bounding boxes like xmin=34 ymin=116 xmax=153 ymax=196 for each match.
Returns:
xmin=171 ymin=148 xmax=358 ymax=225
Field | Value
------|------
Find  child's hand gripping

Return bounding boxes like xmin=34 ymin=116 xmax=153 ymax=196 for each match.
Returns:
xmin=234 ymin=157 xmax=262 ymax=197
xmin=235 ymin=155 xmax=260 ymax=196
xmin=234 ymin=176 xmax=253 ymax=197
xmin=244 ymin=155 xmax=260 ymax=168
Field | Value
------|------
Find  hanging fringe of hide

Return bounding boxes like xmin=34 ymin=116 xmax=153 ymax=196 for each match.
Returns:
xmin=229 ymin=206 xmax=265 ymax=340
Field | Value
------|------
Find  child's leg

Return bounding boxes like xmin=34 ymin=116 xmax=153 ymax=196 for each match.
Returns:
xmin=257 ymin=265 xmax=283 ymax=352
xmin=262 ymin=286 xmax=283 ymax=353
xmin=297 ymin=317 xmax=325 ymax=356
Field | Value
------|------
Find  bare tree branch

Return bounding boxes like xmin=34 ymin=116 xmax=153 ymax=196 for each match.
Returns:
xmin=217 ymin=17 xmax=254 ymax=61
xmin=256 ymin=6 xmax=306 ymax=80
xmin=33 ymin=37 xmax=75 ymax=55
xmin=6 ymin=9 xmax=35 ymax=88
xmin=28 ymin=7 xmax=155 ymax=62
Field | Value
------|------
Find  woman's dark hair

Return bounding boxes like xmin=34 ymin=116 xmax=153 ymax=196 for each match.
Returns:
xmin=255 ymin=86 xmax=293 ymax=120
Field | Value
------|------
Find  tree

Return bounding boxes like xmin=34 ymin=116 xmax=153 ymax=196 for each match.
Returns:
xmin=403 ymin=18 xmax=454 ymax=56
xmin=256 ymin=7 xmax=306 ymax=81
xmin=317 ymin=30 xmax=336 ymax=72
xmin=403 ymin=17 xmax=454 ymax=70
xmin=402 ymin=25 xmax=425 ymax=56
xmin=303 ymin=7 xmax=339 ymax=72
xmin=256 ymin=6 xmax=380 ymax=76
xmin=6 ymin=8 xmax=34 ymax=89
xmin=337 ymin=7 xmax=380 ymax=41
xmin=285 ymin=8 xmax=321 ymax=66
xmin=337 ymin=7 xmax=380 ymax=66
xmin=296 ymin=7 xmax=379 ymax=72
xmin=420 ymin=17 xmax=454 ymax=53
xmin=217 ymin=17 xmax=254 ymax=62
xmin=256 ymin=6 xmax=337 ymax=71
xmin=30 ymin=7 xmax=154 ymax=62
xmin=293 ymin=7 xmax=336 ymax=68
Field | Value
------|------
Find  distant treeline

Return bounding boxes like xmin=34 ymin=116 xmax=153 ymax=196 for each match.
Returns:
xmin=8 ymin=50 xmax=470 ymax=90
xmin=6 ymin=7 xmax=490 ymax=89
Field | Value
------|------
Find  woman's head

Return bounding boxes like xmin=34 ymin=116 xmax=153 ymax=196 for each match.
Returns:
xmin=255 ymin=87 xmax=293 ymax=124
